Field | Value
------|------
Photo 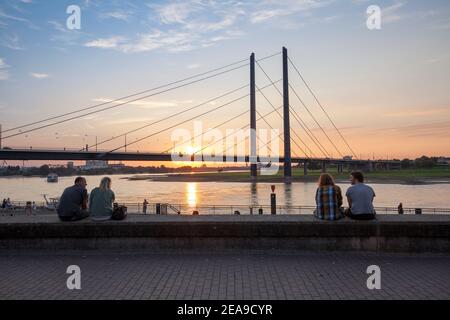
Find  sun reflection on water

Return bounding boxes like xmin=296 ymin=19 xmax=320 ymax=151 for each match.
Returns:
xmin=186 ymin=182 xmax=198 ymax=207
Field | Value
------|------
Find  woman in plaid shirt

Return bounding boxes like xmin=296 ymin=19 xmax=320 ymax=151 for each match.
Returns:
xmin=314 ymin=173 xmax=344 ymax=221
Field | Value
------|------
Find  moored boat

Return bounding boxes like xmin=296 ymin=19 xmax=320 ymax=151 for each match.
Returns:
xmin=47 ymin=173 xmax=58 ymax=183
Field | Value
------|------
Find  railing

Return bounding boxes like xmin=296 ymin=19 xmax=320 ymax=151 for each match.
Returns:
xmin=4 ymin=201 xmax=450 ymax=215
xmin=133 ymin=203 xmax=450 ymax=215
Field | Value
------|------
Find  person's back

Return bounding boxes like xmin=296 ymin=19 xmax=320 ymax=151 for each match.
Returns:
xmin=314 ymin=173 xmax=343 ymax=221
xmin=89 ymin=177 xmax=115 ymax=221
xmin=345 ymin=172 xmax=376 ymax=220
xmin=57 ymin=177 xmax=89 ymax=221
xmin=143 ymin=199 xmax=148 ymax=214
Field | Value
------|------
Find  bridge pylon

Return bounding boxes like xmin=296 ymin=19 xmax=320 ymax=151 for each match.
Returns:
xmin=282 ymin=47 xmax=292 ymax=179
xmin=250 ymin=53 xmax=257 ymax=178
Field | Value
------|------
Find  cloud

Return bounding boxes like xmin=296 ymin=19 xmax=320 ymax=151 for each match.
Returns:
xmin=382 ymin=108 xmax=450 ymax=118
xmin=0 ymin=8 xmax=29 ymax=23
xmin=251 ymin=9 xmax=287 ymax=23
xmin=106 ymin=117 xmax=155 ymax=125
xmin=250 ymin=0 xmax=333 ymax=24
xmin=380 ymin=121 xmax=450 ymax=138
xmin=154 ymin=2 xmax=201 ymax=24
xmin=30 ymin=72 xmax=50 ymax=79
xmin=0 ymin=57 xmax=10 ymax=80
xmin=1 ymin=33 xmax=24 ymax=50
xmin=0 ymin=7 xmax=38 ymax=29
xmin=48 ymin=20 xmax=67 ymax=33
xmin=84 ymin=1 xmax=246 ymax=54
xmin=186 ymin=63 xmax=200 ymax=69
xmin=382 ymin=1 xmax=406 ymax=24
xmin=92 ymin=97 xmax=179 ymax=109
xmin=85 ymin=30 xmax=204 ymax=53
xmin=48 ymin=20 xmax=85 ymax=46
xmin=84 ymin=36 xmax=125 ymax=49
xmin=99 ymin=11 xmax=132 ymax=22
xmin=81 ymin=1 xmax=332 ymax=54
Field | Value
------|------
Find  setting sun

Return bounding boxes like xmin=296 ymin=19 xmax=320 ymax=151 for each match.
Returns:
xmin=185 ymin=146 xmax=201 ymax=155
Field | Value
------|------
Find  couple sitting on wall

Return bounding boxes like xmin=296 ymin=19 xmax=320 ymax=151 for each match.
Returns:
xmin=57 ymin=176 xmax=123 ymax=222
xmin=314 ymin=171 xmax=376 ymax=221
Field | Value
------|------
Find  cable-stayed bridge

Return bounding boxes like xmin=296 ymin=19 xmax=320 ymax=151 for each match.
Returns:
xmin=0 ymin=47 xmax=400 ymax=178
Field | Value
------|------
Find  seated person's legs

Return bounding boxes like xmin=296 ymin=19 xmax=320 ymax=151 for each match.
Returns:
xmin=346 ymin=211 xmax=376 ymax=220
xmin=72 ymin=209 xmax=90 ymax=221
xmin=59 ymin=215 xmax=74 ymax=222
xmin=59 ymin=209 xmax=89 ymax=221
xmin=344 ymin=208 xmax=351 ymax=217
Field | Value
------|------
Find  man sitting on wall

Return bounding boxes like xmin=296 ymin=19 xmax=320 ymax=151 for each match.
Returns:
xmin=345 ymin=171 xmax=376 ymax=220
xmin=57 ymin=176 xmax=89 ymax=221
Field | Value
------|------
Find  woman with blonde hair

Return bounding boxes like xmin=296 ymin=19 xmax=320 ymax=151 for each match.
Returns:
xmin=89 ymin=177 xmax=115 ymax=221
xmin=314 ymin=173 xmax=344 ymax=221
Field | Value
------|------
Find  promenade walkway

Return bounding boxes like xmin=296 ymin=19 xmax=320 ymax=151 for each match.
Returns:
xmin=1 ymin=250 xmax=449 ymax=300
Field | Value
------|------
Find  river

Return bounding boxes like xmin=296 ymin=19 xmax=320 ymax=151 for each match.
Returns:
xmin=1 ymin=174 xmax=449 ymax=212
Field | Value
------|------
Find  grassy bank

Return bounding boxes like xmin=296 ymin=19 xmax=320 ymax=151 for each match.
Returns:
xmin=145 ymin=167 xmax=450 ymax=184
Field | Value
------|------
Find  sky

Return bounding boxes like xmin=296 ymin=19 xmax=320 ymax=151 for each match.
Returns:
xmin=0 ymin=0 xmax=449 ymax=164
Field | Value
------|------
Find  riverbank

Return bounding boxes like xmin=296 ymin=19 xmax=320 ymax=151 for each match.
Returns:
xmin=127 ymin=167 xmax=450 ymax=185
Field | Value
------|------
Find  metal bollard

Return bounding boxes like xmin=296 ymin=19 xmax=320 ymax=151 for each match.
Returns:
xmin=270 ymin=185 xmax=276 ymax=215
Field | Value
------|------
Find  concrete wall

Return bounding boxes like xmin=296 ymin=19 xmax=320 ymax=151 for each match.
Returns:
xmin=1 ymin=215 xmax=449 ymax=253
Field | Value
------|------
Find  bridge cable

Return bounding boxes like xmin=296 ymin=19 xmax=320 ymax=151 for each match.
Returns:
xmin=255 ymin=109 xmax=301 ymax=158
xmin=256 ymin=84 xmax=312 ymax=158
xmin=2 ymin=52 xmax=280 ymax=135
xmin=289 ymin=84 xmax=344 ymax=158
xmin=106 ymin=81 xmax=280 ymax=153
xmin=85 ymin=84 xmax=249 ymax=151
xmin=2 ymin=63 xmax=249 ymax=140
xmin=288 ymin=57 xmax=358 ymax=159
xmin=256 ymin=60 xmax=331 ymax=157
xmin=199 ymin=104 xmax=284 ymax=157
xmin=256 ymin=61 xmax=330 ymax=158
xmin=162 ymin=109 xmax=249 ymax=154
xmin=289 ymin=109 xmax=329 ymax=158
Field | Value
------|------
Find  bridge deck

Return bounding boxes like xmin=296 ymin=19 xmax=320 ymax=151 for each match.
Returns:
xmin=0 ymin=148 xmax=400 ymax=164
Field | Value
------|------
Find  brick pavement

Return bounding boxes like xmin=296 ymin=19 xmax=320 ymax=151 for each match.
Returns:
xmin=0 ymin=250 xmax=449 ymax=300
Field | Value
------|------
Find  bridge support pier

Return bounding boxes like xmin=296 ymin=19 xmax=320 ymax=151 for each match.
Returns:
xmin=303 ymin=162 xmax=308 ymax=176
xmin=321 ymin=162 xmax=326 ymax=173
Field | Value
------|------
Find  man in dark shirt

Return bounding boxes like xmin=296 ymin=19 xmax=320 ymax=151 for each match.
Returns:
xmin=57 ymin=177 xmax=89 ymax=221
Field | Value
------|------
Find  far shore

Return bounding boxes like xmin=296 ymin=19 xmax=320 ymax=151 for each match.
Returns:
xmin=1 ymin=167 xmax=449 ymax=185
xmin=125 ymin=168 xmax=450 ymax=185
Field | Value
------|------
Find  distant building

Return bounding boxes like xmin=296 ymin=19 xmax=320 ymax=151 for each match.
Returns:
xmin=109 ymin=163 xmax=126 ymax=170
xmin=83 ymin=160 xmax=108 ymax=170
xmin=67 ymin=161 xmax=74 ymax=169
xmin=343 ymin=156 xmax=353 ymax=160
xmin=437 ymin=157 xmax=450 ymax=165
